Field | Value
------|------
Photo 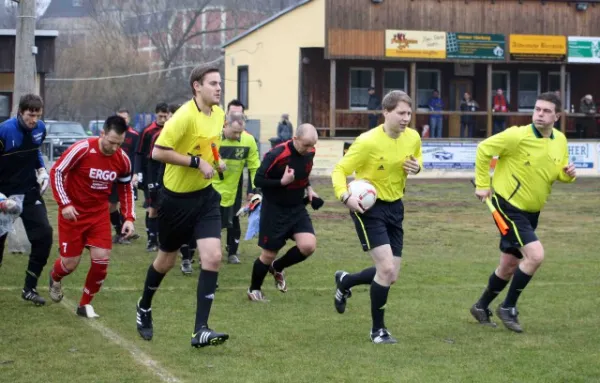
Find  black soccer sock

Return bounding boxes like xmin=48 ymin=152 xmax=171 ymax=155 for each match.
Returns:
xmin=476 ymin=271 xmax=510 ymax=309
xmin=139 ymin=264 xmax=166 ymax=309
xmin=272 ymin=246 xmax=307 ymax=272
xmin=250 ymin=258 xmax=271 ymax=291
xmin=110 ymin=210 xmax=121 ymax=235
xmin=24 ymin=261 xmax=45 ymax=290
xmin=144 ymin=211 xmax=150 ymax=236
xmin=502 ymin=267 xmax=533 ymax=308
xmin=370 ymin=281 xmax=390 ymax=331
xmin=180 ymin=245 xmax=193 ymax=261
xmin=148 ymin=217 xmax=158 ymax=245
xmin=194 ymin=269 xmax=218 ymax=332
xmin=226 ymin=217 xmax=241 ymax=256
xmin=340 ymin=267 xmax=376 ymax=290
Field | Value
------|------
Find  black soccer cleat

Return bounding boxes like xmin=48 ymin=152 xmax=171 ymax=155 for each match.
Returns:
xmin=370 ymin=328 xmax=398 ymax=344
xmin=470 ymin=304 xmax=497 ymax=327
xmin=136 ymin=299 xmax=154 ymax=341
xmin=496 ymin=305 xmax=523 ymax=333
xmin=22 ymin=288 xmax=46 ymax=306
xmin=334 ymin=270 xmax=352 ymax=314
xmin=191 ymin=327 xmax=229 ymax=348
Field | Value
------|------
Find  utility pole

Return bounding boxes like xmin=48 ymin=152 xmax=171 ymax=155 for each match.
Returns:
xmin=12 ymin=0 xmax=37 ymax=116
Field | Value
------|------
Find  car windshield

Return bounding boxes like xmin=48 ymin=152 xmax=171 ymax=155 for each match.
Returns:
xmin=48 ymin=123 xmax=86 ymax=135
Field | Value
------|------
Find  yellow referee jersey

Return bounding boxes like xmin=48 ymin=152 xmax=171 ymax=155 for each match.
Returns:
xmin=475 ymin=124 xmax=575 ymax=213
xmin=154 ymin=99 xmax=225 ymax=193
xmin=332 ymin=125 xmax=423 ymax=202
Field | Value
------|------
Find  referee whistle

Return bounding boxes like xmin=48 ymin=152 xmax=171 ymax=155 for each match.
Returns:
xmin=211 ymin=143 xmax=224 ymax=180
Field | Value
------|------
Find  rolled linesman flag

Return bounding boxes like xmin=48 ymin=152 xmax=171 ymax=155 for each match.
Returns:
xmin=470 ymin=179 xmax=509 ymax=236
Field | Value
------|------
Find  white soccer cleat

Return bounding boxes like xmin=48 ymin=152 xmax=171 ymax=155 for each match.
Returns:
xmin=76 ymin=304 xmax=100 ymax=318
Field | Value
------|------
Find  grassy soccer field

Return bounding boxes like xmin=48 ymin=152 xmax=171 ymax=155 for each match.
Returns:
xmin=1 ymin=178 xmax=599 ymax=383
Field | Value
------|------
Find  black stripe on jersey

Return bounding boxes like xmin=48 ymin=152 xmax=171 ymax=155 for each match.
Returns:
xmin=220 ymin=146 xmax=249 ymax=160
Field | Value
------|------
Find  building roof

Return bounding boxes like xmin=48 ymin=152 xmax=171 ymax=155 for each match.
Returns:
xmin=0 ymin=29 xmax=59 ymax=37
xmin=41 ymin=0 xmax=94 ymax=19
xmin=222 ymin=0 xmax=311 ymax=48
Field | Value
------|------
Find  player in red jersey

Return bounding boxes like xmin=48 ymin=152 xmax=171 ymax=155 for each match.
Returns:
xmin=48 ymin=116 xmax=135 ymax=318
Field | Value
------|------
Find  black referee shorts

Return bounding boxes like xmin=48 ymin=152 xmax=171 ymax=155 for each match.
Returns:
xmin=350 ymin=199 xmax=404 ymax=257
xmin=492 ymin=194 xmax=540 ymax=259
xmin=157 ymin=185 xmax=221 ymax=253
xmin=258 ymin=200 xmax=314 ymax=252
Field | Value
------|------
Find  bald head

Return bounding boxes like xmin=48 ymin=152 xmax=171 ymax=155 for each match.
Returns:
xmin=293 ymin=123 xmax=318 ymax=155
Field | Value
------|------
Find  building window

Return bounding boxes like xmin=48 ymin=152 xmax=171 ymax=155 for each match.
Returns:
xmin=491 ymin=71 xmax=510 ymax=103
xmin=349 ymin=68 xmax=374 ymax=110
xmin=0 ymin=93 xmax=11 ymax=123
xmin=237 ymin=66 xmax=249 ymax=109
xmin=416 ymin=70 xmax=441 ymax=109
xmin=518 ymin=71 xmax=541 ymax=112
xmin=548 ymin=72 xmax=571 ymax=112
xmin=382 ymin=69 xmax=407 ymax=99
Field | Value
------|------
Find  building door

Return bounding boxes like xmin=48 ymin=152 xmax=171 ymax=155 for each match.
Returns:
xmin=449 ymin=79 xmax=473 ymax=138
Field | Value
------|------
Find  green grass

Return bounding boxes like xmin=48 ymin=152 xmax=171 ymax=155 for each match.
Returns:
xmin=1 ymin=178 xmax=599 ymax=383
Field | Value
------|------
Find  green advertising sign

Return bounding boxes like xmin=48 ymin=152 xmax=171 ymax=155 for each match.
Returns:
xmin=568 ymin=36 xmax=600 ymax=63
xmin=446 ymin=33 xmax=505 ymax=60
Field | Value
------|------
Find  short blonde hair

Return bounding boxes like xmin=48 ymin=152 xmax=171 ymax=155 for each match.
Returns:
xmin=382 ymin=90 xmax=413 ymax=111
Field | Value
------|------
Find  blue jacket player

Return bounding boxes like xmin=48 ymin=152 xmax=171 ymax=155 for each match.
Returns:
xmin=0 ymin=94 xmax=54 ymax=305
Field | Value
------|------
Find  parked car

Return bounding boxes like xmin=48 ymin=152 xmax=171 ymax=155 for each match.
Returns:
xmin=45 ymin=120 xmax=89 ymax=158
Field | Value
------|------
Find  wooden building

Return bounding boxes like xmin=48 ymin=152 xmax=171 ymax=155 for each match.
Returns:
xmin=0 ymin=29 xmax=58 ymax=122
xmin=224 ymin=0 xmax=600 ymax=140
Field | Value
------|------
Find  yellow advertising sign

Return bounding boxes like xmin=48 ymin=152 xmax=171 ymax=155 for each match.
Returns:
xmin=509 ymin=34 xmax=566 ymax=61
xmin=385 ymin=30 xmax=447 ymax=59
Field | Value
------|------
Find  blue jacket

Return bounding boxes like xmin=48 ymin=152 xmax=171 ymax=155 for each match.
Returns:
xmin=0 ymin=116 xmax=46 ymax=197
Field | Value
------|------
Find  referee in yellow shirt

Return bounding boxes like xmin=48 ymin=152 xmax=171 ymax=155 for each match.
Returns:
xmin=331 ymin=90 xmax=422 ymax=344
xmin=470 ymin=92 xmax=576 ymax=333
xmin=135 ymin=65 xmax=229 ymax=348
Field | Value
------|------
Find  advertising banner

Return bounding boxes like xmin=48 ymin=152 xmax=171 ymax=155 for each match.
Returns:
xmin=509 ymin=34 xmax=566 ymax=61
xmin=385 ymin=30 xmax=446 ymax=59
xmin=446 ymin=33 xmax=505 ymax=60
xmin=567 ymin=36 xmax=600 ymax=63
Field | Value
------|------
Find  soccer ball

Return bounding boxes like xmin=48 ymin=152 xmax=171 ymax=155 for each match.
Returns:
xmin=347 ymin=179 xmax=377 ymax=211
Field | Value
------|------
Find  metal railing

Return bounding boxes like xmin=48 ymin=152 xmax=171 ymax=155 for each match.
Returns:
xmin=41 ymin=136 xmax=88 ymax=163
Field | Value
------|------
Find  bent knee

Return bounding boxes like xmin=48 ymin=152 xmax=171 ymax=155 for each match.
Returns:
xmin=297 ymin=242 xmax=316 ymax=256
xmin=378 ymin=264 xmax=397 ymax=283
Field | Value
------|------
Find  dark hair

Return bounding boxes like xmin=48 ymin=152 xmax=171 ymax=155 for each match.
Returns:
xmin=189 ymin=66 xmax=220 ymax=95
xmin=117 ymin=108 xmax=129 ymax=115
xmin=537 ymin=92 xmax=562 ymax=113
xmin=382 ymin=90 xmax=413 ymax=111
xmin=103 ymin=115 xmax=128 ymax=135
xmin=227 ymin=99 xmax=245 ymax=112
xmin=168 ymin=103 xmax=181 ymax=114
xmin=155 ymin=102 xmax=169 ymax=114
xmin=18 ymin=94 xmax=43 ymax=113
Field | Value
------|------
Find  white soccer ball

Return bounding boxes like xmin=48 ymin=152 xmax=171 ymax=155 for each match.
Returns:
xmin=347 ymin=179 xmax=377 ymax=211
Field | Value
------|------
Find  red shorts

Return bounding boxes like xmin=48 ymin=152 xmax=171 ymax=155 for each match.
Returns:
xmin=58 ymin=210 xmax=112 ymax=258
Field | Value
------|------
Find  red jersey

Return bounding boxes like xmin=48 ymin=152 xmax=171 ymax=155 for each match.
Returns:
xmin=50 ymin=138 xmax=135 ymax=221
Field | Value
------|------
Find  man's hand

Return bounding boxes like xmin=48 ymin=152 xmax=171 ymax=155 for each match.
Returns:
xmin=121 ymin=220 xmax=135 ymax=239
xmin=403 ymin=156 xmax=420 ymax=175
xmin=217 ymin=159 xmax=227 ymax=173
xmin=563 ymin=163 xmax=576 ymax=178
xmin=247 ymin=193 xmax=254 ymax=201
xmin=198 ymin=158 xmax=215 ymax=179
xmin=137 ymin=172 xmax=143 ymax=184
xmin=475 ymin=188 xmax=492 ymax=202
xmin=62 ymin=205 xmax=79 ymax=221
xmin=345 ymin=195 xmax=365 ymax=214
xmin=132 ymin=173 xmax=139 ymax=187
xmin=37 ymin=168 xmax=49 ymax=195
xmin=281 ymin=165 xmax=295 ymax=186
xmin=307 ymin=186 xmax=319 ymax=201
